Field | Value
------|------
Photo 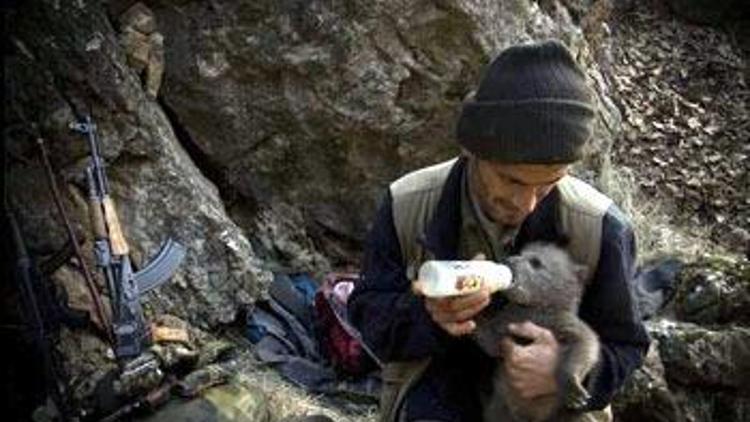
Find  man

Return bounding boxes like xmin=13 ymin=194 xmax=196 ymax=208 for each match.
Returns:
xmin=348 ymin=40 xmax=650 ymax=422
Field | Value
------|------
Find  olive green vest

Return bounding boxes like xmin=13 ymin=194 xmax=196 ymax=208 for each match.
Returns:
xmin=380 ymin=157 xmax=614 ymax=422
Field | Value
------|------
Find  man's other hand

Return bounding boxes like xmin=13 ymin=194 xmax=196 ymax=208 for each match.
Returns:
xmin=424 ymin=286 xmax=491 ymax=336
xmin=501 ymin=321 xmax=560 ymax=399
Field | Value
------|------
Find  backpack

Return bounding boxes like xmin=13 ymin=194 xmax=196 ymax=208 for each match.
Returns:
xmin=313 ymin=272 xmax=381 ymax=377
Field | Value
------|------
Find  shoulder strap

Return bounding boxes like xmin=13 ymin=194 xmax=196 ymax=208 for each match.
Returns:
xmin=389 ymin=158 xmax=457 ymax=277
xmin=381 ymin=161 xmax=455 ymax=422
xmin=556 ymin=176 xmax=613 ymax=283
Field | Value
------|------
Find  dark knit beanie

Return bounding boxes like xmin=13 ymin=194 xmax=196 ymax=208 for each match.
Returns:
xmin=456 ymin=40 xmax=596 ymax=163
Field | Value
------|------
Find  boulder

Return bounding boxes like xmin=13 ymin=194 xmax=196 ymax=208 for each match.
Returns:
xmin=671 ymin=256 xmax=750 ymax=325
xmin=150 ymin=0 xmax=622 ymax=261
xmin=5 ymin=0 xmax=272 ymax=331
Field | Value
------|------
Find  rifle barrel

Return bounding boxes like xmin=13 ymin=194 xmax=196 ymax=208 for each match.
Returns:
xmin=87 ymin=118 xmax=110 ymax=195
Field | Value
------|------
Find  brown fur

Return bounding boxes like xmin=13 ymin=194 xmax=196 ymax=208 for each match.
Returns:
xmin=472 ymin=242 xmax=600 ymax=422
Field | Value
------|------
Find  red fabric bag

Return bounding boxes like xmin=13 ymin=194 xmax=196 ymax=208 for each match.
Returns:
xmin=314 ymin=272 xmax=380 ymax=376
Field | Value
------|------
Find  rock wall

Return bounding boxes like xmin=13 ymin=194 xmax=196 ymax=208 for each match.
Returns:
xmin=4 ymin=0 xmax=620 ymax=329
xmin=149 ymin=0 xmax=621 ymax=263
xmin=5 ymin=1 xmax=272 ymax=331
xmin=12 ymin=0 xmax=746 ymax=420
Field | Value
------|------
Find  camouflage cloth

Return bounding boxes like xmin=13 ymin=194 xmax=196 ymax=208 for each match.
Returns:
xmin=141 ymin=382 xmax=270 ymax=422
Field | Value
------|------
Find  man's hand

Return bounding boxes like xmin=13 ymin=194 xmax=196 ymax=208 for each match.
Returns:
xmin=501 ymin=321 xmax=560 ymax=399
xmin=424 ymin=286 xmax=491 ymax=336
xmin=422 ymin=253 xmax=491 ymax=336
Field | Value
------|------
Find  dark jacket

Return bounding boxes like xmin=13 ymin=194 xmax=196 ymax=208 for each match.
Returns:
xmin=348 ymin=159 xmax=650 ymax=421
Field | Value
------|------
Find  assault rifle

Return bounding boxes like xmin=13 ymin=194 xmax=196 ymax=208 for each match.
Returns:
xmin=69 ymin=116 xmax=185 ymax=366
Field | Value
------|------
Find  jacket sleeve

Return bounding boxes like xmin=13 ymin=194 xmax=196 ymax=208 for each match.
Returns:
xmin=348 ymin=191 xmax=449 ymax=362
xmin=579 ymin=206 xmax=651 ymax=410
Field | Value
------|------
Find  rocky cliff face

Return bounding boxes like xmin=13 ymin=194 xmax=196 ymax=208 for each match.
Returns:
xmin=5 ymin=1 xmax=272 ymax=331
xmin=3 ymin=0 xmax=747 ymax=420
xmin=149 ymin=0 xmax=619 ymax=263
xmin=4 ymin=0 xmax=617 ymax=330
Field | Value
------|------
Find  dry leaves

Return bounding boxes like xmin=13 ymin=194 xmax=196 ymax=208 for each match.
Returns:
xmin=610 ymin=5 xmax=749 ymax=249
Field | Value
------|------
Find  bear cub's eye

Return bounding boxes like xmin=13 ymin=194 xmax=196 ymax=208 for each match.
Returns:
xmin=529 ymin=257 xmax=543 ymax=269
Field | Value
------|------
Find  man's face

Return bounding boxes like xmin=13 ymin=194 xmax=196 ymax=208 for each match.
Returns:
xmin=468 ymin=158 xmax=569 ymax=227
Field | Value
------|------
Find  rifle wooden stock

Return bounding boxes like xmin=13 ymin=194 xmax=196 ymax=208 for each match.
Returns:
xmin=102 ymin=196 xmax=130 ymax=256
xmin=89 ymin=196 xmax=109 ymax=240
